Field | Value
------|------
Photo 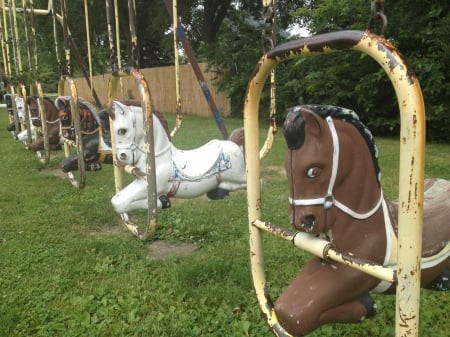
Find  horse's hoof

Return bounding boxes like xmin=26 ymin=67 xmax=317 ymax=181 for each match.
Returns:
xmin=50 ymin=144 xmax=62 ymax=151
xmin=360 ymin=293 xmax=378 ymax=319
xmin=159 ymin=195 xmax=171 ymax=209
xmin=86 ymin=162 xmax=102 ymax=171
xmin=206 ymin=188 xmax=230 ymax=200
xmin=427 ymin=269 xmax=450 ymax=291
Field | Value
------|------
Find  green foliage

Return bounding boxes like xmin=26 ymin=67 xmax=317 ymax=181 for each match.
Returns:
xmin=203 ymin=0 xmax=449 ymax=140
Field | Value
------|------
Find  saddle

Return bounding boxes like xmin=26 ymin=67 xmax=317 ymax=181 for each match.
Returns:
xmin=170 ymin=140 xmax=232 ymax=181
xmin=376 ymin=178 xmax=450 ymax=292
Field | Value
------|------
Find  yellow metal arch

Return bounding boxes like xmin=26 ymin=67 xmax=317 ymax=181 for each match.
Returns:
xmin=243 ymin=30 xmax=425 ymax=337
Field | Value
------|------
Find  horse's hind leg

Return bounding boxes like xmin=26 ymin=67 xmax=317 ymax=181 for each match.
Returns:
xmin=426 ymin=268 xmax=450 ymax=291
xmin=275 ymin=257 xmax=380 ymax=336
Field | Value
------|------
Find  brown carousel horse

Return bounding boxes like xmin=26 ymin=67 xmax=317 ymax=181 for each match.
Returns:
xmin=55 ymin=96 xmax=113 ymax=172
xmin=275 ymin=105 xmax=450 ymax=336
xmin=26 ymin=96 xmax=62 ymax=151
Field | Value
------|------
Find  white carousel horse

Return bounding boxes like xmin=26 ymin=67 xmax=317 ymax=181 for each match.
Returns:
xmin=15 ymin=96 xmax=37 ymax=143
xmin=109 ymin=100 xmax=247 ymax=213
xmin=7 ymin=96 xmax=30 ymax=136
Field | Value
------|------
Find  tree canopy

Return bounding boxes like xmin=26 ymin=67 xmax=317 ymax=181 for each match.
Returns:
xmin=2 ymin=0 xmax=449 ymax=140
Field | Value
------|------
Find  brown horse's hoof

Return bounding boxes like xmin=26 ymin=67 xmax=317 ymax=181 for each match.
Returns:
xmin=206 ymin=188 xmax=230 ymax=200
xmin=86 ymin=162 xmax=102 ymax=171
xmin=427 ymin=269 xmax=450 ymax=291
xmin=360 ymin=293 xmax=378 ymax=319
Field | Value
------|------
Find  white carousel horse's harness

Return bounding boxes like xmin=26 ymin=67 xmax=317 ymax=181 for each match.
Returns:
xmin=115 ymin=104 xmax=171 ymax=164
xmin=288 ymin=116 xmax=383 ymax=220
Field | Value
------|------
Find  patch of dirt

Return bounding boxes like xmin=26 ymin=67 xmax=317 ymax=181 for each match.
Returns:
xmin=147 ymin=240 xmax=197 ymax=260
xmin=40 ymin=167 xmax=68 ymax=179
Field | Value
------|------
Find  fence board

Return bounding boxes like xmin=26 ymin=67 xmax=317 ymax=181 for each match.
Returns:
xmin=71 ymin=63 xmax=230 ymax=117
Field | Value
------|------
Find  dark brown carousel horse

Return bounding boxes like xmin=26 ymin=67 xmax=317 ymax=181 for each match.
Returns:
xmin=55 ymin=96 xmax=113 ymax=172
xmin=26 ymin=96 xmax=62 ymax=151
xmin=275 ymin=105 xmax=450 ymax=336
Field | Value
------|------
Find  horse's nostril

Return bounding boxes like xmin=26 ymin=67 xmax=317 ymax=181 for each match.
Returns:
xmin=119 ymin=153 xmax=127 ymax=161
xmin=301 ymin=215 xmax=316 ymax=233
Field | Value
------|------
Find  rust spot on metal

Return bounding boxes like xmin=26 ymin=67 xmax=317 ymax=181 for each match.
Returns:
xmin=373 ymin=35 xmax=417 ymax=85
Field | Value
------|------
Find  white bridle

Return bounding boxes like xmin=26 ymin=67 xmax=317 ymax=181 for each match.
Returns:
xmin=288 ymin=116 xmax=383 ymax=220
xmin=114 ymin=104 xmax=170 ymax=164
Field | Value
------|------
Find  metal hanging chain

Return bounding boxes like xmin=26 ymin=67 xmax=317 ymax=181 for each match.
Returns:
xmin=84 ymin=0 xmax=94 ymax=100
xmin=21 ymin=0 xmax=33 ymax=83
xmin=367 ymin=0 xmax=388 ymax=37
xmin=51 ymin=0 xmax=62 ymax=76
xmin=170 ymin=0 xmax=183 ymax=138
xmin=29 ymin=0 xmax=40 ymax=82
xmin=127 ymin=0 xmax=139 ymax=70
xmin=0 ymin=1 xmax=12 ymax=82
xmin=60 ymin=0 xmax=71 ymax=76
xmin=262 ymin=0 xmax=276 ymax=53
xmin=10 ymin=0 xmax=23 ymax=82
xmin=105 ymin=0 xmax=118 ymax=74
xmin=260 ymin=0 xmax=277 ymax=159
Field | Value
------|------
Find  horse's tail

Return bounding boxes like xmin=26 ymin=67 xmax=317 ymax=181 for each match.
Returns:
xmin=228 ymin=127 xmax=245 ymax=147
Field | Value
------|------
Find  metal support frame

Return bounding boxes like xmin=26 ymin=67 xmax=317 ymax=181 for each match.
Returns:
xmin=60 ymin=76 xmax=86 ymax=189
xmin=106 ymin=0 xmax=158 ymax=240
xmin=35 ymin=80 xmax=50 ymax=165
xmin=243 ymin=30 xmax=425 ymax=337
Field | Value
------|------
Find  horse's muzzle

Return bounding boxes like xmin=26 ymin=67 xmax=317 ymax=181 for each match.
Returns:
xmin=300 ymin=214 xmax=316 ymax=233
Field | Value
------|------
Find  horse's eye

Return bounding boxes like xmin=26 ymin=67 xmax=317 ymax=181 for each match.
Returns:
xmin=117 ymin=128 xmax=127 ymax=136
xmin=306 ymin=167 xmax=320 ymax=178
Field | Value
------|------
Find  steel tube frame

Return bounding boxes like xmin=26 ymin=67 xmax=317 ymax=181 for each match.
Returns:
xmin=243 ymin=30 xmax=425 ymax=337
xmin=35 ymin=80 xmax=50 ymax=165
xmin=105 ymin=0 xmax=157 ymax=240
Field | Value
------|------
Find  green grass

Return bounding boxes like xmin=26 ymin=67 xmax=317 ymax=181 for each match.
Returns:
xmin=0 ymin=109 xmax=449 ymax=337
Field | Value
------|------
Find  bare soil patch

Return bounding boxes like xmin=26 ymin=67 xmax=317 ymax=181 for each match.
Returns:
xmin=147 ymin=240 xmax=197 ymax=260
xmin=40 ymin=167 xmax=68 ymax=179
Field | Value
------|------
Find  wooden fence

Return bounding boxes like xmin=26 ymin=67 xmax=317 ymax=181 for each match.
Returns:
xmin=69 ymin=63 xmax=231 ymax=116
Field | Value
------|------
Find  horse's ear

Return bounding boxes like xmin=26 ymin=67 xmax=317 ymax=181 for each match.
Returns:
xmin=302 ymin=108 xmax=323 ymax=139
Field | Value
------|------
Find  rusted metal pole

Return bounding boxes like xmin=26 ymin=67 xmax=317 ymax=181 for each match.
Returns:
xmin=164 ymin=0 xmax=229 ymax=139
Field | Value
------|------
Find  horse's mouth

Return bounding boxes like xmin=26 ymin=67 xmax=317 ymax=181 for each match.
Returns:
xmin=300 ymin=215 xmax=316 ymax=233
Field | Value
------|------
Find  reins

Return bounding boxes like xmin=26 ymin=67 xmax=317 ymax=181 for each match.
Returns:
xmin=288 ymin=116 xmax=383 ymax=220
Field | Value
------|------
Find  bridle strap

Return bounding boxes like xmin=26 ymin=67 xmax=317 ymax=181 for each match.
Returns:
xmin=288 ymin=116 xmax=382 ymax=220
xmin=115 ymin=104 xmax=171 ymax=162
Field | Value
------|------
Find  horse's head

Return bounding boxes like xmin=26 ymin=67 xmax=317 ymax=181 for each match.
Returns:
xmin=15 ymin=96 xmax=25 ymax=124
xmin=109 ymin=100 xmax=145 ymax=165
xmin=109 ymin=100 xmax=172 ymax=167
xmin=55 ymin=96 xmax=73 ymax=138
xmin=26 ymin=96 xmax=42 ymax=127
xmin=55 ymin=96 xmax=100 ymax=140
xmin=282 ymin=105 xmax=381 ymax=235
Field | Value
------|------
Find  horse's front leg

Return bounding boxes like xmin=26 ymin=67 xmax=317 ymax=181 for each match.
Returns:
xmin=275 ymin=257 xmax=380 ymax=336
xmin=111 ymin=179 xmax=164 ymax=213
xmin=29 ymin=138 xmax=44 ymax=152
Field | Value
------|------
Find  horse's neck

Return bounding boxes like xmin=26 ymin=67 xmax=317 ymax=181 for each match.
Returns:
xmin=152 ymin=114 xmax=171 ymax=155
xmin=335 ymin=122 xmax=382 ymax=213
xmin=44 ymin=101 xmax=59 ymax=123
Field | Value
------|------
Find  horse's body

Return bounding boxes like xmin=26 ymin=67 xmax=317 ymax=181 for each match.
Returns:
xmin=109 ymin=100 xmax=246 ymax=213
xmin=55 ymin=96 xmax=113 ymax=172
xmin=276 ymin=105 xmax=450 ymax=336
xmin=20 ymin=96 xmax=63 ymax=152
